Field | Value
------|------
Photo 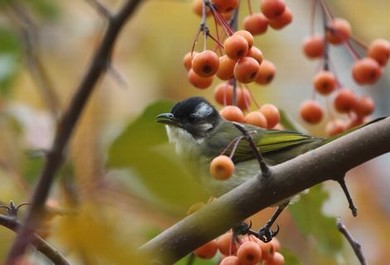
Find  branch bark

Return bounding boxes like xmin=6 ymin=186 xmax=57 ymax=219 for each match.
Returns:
xmin=5 ymin=0 xmax=143 ymax=263
xmin=140 ymin=116 xmax=390 ymax=264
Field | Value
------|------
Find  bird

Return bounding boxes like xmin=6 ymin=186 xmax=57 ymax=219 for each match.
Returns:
xmin=156 ymin=96 xmax=372 ymax=240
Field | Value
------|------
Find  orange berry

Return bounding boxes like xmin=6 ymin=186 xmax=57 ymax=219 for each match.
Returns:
xmin=192 ymin=50 xmax=220 ymax=77
xmin=218 ymin=232 xmax=238 ymax=256
xmin=183 ymin=51 xmax=198 ymax=71
xmin=259 ymin=103 xmax=280 ymax=128
xmin=193 ymin=239 xmax=218 ymax=259
xmin=270 ymin=237 xmax=281 ymax=252
xmin=220 ymin=255 xmax=240 ymax=265
xmin=299 ymin=100 xmax=323 ymax=124
xmin=258 ymin=240 xmax=275 ymax=261
xmin=352 ymin=57 xmax=382 ymax=85
xmin=220 ymin=105 xmax=245 ymax=122
xmin=333 ymin=88 xmax=356 ymax=113
xmin=302 ymin=35 xmax=324 ymax=59
xmin=313 ymin=70 xmax=337 ymax=95
xmin=237 ymin=241 xmax=262 ymax=265
xmin=244 ymin=111 xmax=268 ymax=128
xmin=263 ymin=251 xmax=285 ymax=265
xmin=255 ymin=59 xmax=276 ymax=85
xmin=247 ymin=46 xmax=264 ymax=65
xmin=269 ymin=7 xmax=293 ymax=30
xmin=367 ymin=38 xmax=390 ymax=66
xmin=212 ymin=0 xmax=239 ymax=13
xmin=224 ymin=35 xmax=249 ymax=60
xmin=326 ymin=18 xmax=351 ymax=45
xmin=353 ymin=96 xmax=375 ymax=117
xmin=234 ymin=57 xmax=260 ymax=83
xmin=326 ymin=119 xmax=346 ymax=136
xmin=261 ymin=0 xmax=286 ymax=20
xmin=243 ymin=13 xmax=269 ymax=35
xmin=192 ymin=0 xmax=210 ymax=17
xmin=210 ymin=155 xmax=235 ymax=180
xmin=235 ymin=30 xmax=254 ymax=49
xmin=214 ymin=84 xmax=251 ymax=110
xmin=187 ymin=68 xmax=214 ymax=89
xmin=217 ymin=55 xmax=236 ymax=80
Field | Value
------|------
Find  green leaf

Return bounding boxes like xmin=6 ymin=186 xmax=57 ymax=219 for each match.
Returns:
xmin=281 ymin=248 xmax=302 ymax=265
xmin=289 ymin=185 xmax=343 ymax=256
xmin=107 ymin=100 xmax=208 ymax=213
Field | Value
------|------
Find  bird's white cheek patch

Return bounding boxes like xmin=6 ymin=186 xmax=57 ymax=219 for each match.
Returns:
xmin=195 ymin=102 xmax=213 ymax=118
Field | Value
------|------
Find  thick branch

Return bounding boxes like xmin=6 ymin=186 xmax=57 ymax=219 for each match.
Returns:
xmin=5 ymin=0 xmax=143 ymax=263
xmin=140 ymin=117 xmax=390 ymax=264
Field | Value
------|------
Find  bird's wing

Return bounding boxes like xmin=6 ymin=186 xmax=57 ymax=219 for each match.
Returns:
xmin=231 ymin=128 xmax=322 ymax=164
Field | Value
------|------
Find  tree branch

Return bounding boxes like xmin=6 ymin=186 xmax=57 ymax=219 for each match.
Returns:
xmin=140 ymin=117 xmax=390 ymax=264
xmin=5 ymin=0 xmax=143 ymax=263
xmin=0 ymin=214 xmax=70 ymax=265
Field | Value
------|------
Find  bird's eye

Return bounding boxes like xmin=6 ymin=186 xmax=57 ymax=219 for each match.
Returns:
xmin=188 ymin=114 xmax=199 ymax=123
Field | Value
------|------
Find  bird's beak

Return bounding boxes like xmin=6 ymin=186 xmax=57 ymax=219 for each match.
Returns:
xmin=156 ymin=113 xmax=179 ymax=127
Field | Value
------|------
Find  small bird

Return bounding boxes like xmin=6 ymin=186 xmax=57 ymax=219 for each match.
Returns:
xmin=156 ymin=96 xmax=368 ymax=240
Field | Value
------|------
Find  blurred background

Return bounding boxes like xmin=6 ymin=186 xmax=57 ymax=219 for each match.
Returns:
xmin=0 ymin=0 xmax=389 ymax=264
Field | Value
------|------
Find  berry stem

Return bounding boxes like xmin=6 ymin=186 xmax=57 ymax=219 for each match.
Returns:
xmin=232 ymin=122 xmax=271 ymax=178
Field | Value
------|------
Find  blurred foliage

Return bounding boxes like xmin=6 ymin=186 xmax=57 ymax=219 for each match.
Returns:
xmin=289 ymin=185 xmax=342 ymax=258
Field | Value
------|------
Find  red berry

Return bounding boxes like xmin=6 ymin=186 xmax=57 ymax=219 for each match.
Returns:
xmin=187 ymin=68 xmax=214 ymax=89
xmin=268 ymin=7 xmax=293 ymax=30
xmin=313 ymin=70 xmax=337 ymax=95
xmin=300 ymin=100 xmax=323 ymax=124
xmin=217 ymin=55 xmax=236 ymax=80
xmin=224 ymin=35 xmax=249 ymax=60
xmin=193 ymin=239 xmax=218 ymax=259
xmin=259 ymin=104 xmax=280 ymax=128
xmin=302 ymin=35 xmax=324 ymax=59
xmin=247 ymin=46 xmax=264 ymax=65
xmin=237 ymin=241 xmax=262 ymax=265
xmin=234 ymin=57 xmax=260 ymax=83
xmin=243 ymin=13 xmax=269 ymax=35
xmin=220 ymin=105 xmax=245 ymax=122
xmin=255 ymin=59 xmax=276 ymax=85
xmin=352 ymin=57 xmax=382 ymax=85
xmin=353 ymin=96 xmax=375 ymax=117
xmin=244 ymin=111 xmax=268 ymax=128
xmin=192 ymin=50 xmax=220 ymax=77
xmin=261 ymin=0 xmax=286 ymax=20
xmin=367 ymin=38 xmax=390 ymax=66
xmin=333 ymin=88 xmax=356 ymax=113
xmin=326 ymin=18 xmax=352 ymax=45
xmin=212 ymin=0 xmax=239 ymax=13
xmin=326 ymin=119 xmax=346 ymax=136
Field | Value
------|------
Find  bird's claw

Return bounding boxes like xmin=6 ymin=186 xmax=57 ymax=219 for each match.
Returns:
xmin=257 ymin=224 xmax=279 ymax=243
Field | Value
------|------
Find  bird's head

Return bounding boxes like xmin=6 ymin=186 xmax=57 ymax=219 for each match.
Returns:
xmin=156 ymin=97 xmax=222 ymax=140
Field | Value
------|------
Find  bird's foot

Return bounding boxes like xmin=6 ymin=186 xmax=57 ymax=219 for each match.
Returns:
xmin=257 ymin=224 xmax=279 ymax=243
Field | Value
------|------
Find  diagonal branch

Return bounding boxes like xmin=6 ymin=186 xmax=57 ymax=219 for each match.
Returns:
xmin=0 ymin=214 xmax=70 ymax=265
xmin=140 ymin=117 xmax=390 ymax=264
xmin=5 ymin=0 xmax=143 ymax=263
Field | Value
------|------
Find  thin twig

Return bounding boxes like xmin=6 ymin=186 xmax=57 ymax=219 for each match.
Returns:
xmin=337 ymin=217 xmax=367 ymax=265
xmin=0 ymin=214 xmax=70 ymax=265
xmin=5 ymin=0 xmax=143 ymax=263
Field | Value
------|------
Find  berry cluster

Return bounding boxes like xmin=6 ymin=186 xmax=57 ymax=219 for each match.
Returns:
xmin=299 ymin=1 xmax=389 ymax=134
xmin=193 ymin=231 xmax=284 ymax=265
xmin=185 ymin=0 xmax=292 ymax=114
